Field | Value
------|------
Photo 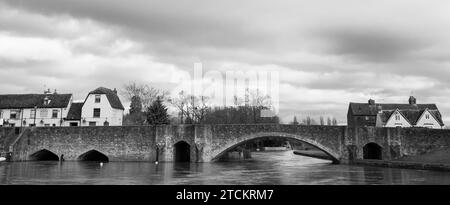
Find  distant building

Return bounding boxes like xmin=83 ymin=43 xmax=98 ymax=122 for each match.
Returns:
xmin=0 ymin=87 xmax=124 ymax=127
xmin=347 ymin=96 xmax=444 ymax=129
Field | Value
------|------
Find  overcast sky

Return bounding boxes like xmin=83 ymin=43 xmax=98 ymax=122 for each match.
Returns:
xmin=1 ymin=0 xmax=450 ymax=124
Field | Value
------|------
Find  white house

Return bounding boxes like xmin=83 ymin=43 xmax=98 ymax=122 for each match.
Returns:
xmin=348 ymin=96 xmax=444 ymax=129
xmin=80 ymin=87 xmax=124 ymax=126
xmin=0 ymin=90 xmax=73 ymax=127
xmin=0 ymin=87 xmax=124 ymax=127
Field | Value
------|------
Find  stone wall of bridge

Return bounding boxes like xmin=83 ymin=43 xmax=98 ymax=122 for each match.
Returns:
xmin=399 ymin=128 xmax=450 ymax=158
xmin=200 ymin=124 xmax=346 ymax=163
xmin=345 ymin=127 xmax=450 ymax=162
xmin=5 ymin=125 xmax=450 ymax=164
xmin=10 ymin=126 xmax=158 ymax=161
xmin=0 ymin=127 xmax=17 ymax=152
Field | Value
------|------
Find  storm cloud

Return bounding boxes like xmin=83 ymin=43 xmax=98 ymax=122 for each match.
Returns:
xmin=1 ymin=0 xmax=450 ymax=124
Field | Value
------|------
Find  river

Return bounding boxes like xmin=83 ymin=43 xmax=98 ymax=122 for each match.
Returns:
xmin=1 ymin=151 xmax=450 ymax=185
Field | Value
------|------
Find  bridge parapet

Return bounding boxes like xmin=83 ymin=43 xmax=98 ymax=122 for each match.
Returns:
xmin=5 ymin=125 xmax=450 ymax=164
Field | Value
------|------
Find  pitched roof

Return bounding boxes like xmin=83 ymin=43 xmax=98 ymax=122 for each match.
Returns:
xmin=378 ymin=110 xmax=394 ymax=125
xmin=66 ymin=102 xmax=83 ymax=120
xmin=429 ymin=110 xmax=445 ymax=125
xmin=400 ymin=109 xmax=424 ymax=125
xmin=87 ymin=87 xmax=124 ymax=110
xmin=0 ymin=94 xmax=72 ymax=109
xmin=349 ymin=99 xmax=444 ymax=126
xmin=349 ymin=102 xmax=438 ymax=116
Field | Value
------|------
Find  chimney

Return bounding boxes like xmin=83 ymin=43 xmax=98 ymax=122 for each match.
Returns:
xmin=113 ymin=88 xmax=117 ymax=94
xmin=368 ymin=99 xmax=375 ymax=105
xmin=409 ymin=96 xmax=416 ymax=105
xmin=44 ymin=88 xmax=51 ymax=94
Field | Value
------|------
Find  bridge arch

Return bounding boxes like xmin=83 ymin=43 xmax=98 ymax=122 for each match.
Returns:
xmin=29 ymin=149 xmax=59 ymax=161
xmin=363 ymin=142 xmax=383 ymax=160
xmin=174 ymin=140 xmax=191 ymax=162
xmin=211 ymin=132 xmax=341 ymax=163
xmin=78 ymin=150 xmax=109 ymax=162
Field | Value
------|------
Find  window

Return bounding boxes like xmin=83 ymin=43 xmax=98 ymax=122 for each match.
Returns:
xmin=40 ymin=109 xmax=48 ymax=118
xmin=52 ymin=109 xmax=59 ymax=118
xmin=43 ymin=97 xmax=51 ymax=105
xmin=95 ymin=95 xmax=101 ymax=103
xmin=44 ymin=124 xmax=50 ymax=127
xmin=30 ymin=109 xmax=36 ymax=119
xmin=0 ymin=110 xmax=3 ymax=118
xmin=395 ymin=114 xmax=400 ymax=121
xmin=10 ymin=110 xmax=19 ymax=119
xmin=89 ymin=122 xmax=97 ymax=126
xmin=93 ymin=108 xmax=101 ymax=118
xmin=425 ymin=114 xmax=430 ymax=119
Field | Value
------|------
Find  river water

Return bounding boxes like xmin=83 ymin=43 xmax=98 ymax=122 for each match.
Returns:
xmin=1 ymin=151 xmax=450 ymax=185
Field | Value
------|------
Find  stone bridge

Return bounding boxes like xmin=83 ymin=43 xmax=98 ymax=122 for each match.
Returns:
xmin=2 ymin=124 xmax=450 ymax=164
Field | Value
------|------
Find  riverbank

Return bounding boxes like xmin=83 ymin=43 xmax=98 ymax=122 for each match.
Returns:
xmin=293 ymin=149 xmax=450 ymax=172
xmin=354 ymin=148 xmax=450 ymax=172
xmin=353 ymin=159 xmax=450 ymax=172
xmin=293 ymin=150 xmax=336 ymax=162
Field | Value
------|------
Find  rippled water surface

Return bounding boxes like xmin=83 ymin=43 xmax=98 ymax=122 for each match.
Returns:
xmin=1 ymin=151 xmax=450 ymax=185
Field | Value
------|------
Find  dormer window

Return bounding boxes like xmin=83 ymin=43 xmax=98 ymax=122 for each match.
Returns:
xmin=44 ymin=97 xmax=51 ymax=105
xmin=95 ymin=95 xmax=101 ymax=103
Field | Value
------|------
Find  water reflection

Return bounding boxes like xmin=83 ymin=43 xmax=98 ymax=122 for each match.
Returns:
xmin=1 ymin=151 xmax=450 ymax=185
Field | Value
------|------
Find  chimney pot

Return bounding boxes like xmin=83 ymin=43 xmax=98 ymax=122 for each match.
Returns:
xmin=409 ymin=96 xmax=416 ymax=105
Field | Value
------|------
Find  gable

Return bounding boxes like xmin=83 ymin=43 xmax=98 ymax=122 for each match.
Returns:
xmin=385 ymin=110 xmax=412 ymax=127
xmin=85 ymin=87 xmax=124 ymax=110
xmin=416 ymin=109 xmax=443 ymax=128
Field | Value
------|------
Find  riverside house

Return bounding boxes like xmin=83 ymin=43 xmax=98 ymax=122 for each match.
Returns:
xmin=0 ymin=87 xmax=124 ymax=127
xmin=347 ymin=96 xmax=444 ymax=129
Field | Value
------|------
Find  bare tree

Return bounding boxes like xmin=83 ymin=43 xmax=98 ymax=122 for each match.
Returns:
xmin=121 ymin=81 xmax=168 ymax=110
xmin=292 ymin=116 xmax=299 ymax=125
xmin=332 ymin=117 xmax=338 ymax=126
xmin=327 ymin=117 xmax=332 ymax=126
xmin=249 ymin=89 xmax=272 ymax=108
xmin=168 ymin=91 xmax=210 ymax=124
xmin=305 ymin=116 xmax=312 ymax=125
xmin=167 ymin=91 xmax=189 ymax=124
